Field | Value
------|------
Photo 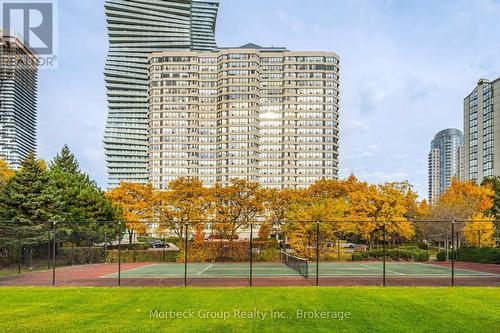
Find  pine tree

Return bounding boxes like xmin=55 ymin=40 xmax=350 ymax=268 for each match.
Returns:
xmin=0 ymin=153 xmax=53 ymax=262
xmin=0 ymin=153 xmax=54 ymax=222
xmin=47 ymin=146 xmax=121 ymax=245
xmin=49 ymin=145 xmax=79 ymax=174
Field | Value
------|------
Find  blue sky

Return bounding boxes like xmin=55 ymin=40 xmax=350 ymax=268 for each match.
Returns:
xmin=37 ymin=0 xmax=500 ymax=198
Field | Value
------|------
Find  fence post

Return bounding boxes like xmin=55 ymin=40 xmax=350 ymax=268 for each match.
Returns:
xmin=445 ymin=235 xmax=449 ymax=261
xmin=118 ymin=222 xmax=122 ymax=287
xmin=162 ymin=233 xmax=165 ymax=262
xmin=70 ymin=223 xmax=75 ymax=266
xmin=382 ymin=221 xmax=386 ymax=287
xmin=104 ymin=231 xmax=107 ymax=262
xmin=316 ymin=221 xmax=320 ymax=287
xmin=249 ymin=222 xmax=253 ymax=287
xmin=451 ymin=220 xmax=455 ymax=287
xmin=47 ymin=230 xmax=51 ymax=270
xmin=337 ymin=238 xmax=341 ymax=262
xmin=184 ymin=223 xmax=188 ymax=287
xmin=17 ymin=228 xmax=21 ymax=275
xmin=52 ymin=221 xmax=56 ymax=287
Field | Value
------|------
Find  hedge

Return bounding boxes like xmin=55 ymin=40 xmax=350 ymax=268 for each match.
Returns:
xmin=437 ymin=247 xmax=500 ymax=264
xmin=352 ymin=248 xmax=429 ymax=261
xmin=107 ymin=243 xmax=149 ymax=250
xmin=57 ymin=247 xmax=106 ymax=265
xmin=177 ymin=241 xmax=279 ymax=262
xmin=105 ymin=249 xmax=178 ymax=263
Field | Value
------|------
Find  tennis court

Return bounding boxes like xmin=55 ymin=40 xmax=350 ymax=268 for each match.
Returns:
xmin=100 ymin=262 xmax=498 ymax=279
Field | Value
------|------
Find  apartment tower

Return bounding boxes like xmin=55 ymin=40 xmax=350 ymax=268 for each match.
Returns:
xmin=428 ymin=128 xmax=463 ymax=204
xmin=0 ymin=34 xmax=38 ymax=169
xmin=104 ymin=0 xmax=219 ymax=188
xmin=463 ymin=78 xmax=500 ymax=184
xmin=147 ymin=45 xmax=340 ymax=189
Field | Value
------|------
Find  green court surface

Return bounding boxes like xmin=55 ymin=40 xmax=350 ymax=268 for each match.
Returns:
xmin=101 ymin=262 xmax=498 ymax=279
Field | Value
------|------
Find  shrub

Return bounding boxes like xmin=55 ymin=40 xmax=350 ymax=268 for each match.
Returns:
xmin=177 ymin=241 xmax=277 ymax=262
xmin=456 ymin=247 xmax=500 ymax=264
xmin=107 ymin=243 xmax=149 ymax=250
xmin=105 ymin=249 xmax=178 ymax=263
xmin=352 ymin=248 xmax=429 ymax=262
xmin=436 ymin=251 xmax=447 ymax=261
xmin=57 ymin=247 xmax=106 ymax=265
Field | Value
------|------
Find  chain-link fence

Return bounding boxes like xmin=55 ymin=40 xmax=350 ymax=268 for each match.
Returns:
xmin=0 ymin=220 xmax=498 ymax=287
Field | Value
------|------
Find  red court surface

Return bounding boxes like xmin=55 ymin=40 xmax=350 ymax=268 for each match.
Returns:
xmin=0 ymin=261 xmax=498 ymax=287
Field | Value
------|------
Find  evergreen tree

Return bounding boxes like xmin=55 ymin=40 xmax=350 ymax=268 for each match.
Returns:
xmin=49 ymin=144 xmax=79 ymax=174
xmin=0 ymin=153 xmax=54 ymax=222
xmin=0 ymin=153 xmax=53 ymax=264
xmin=48 ymin=146 xmax=121 ymax=245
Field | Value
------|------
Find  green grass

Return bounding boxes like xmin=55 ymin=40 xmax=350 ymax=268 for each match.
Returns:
xmin=0 ymin=287 xmax=498 ymax=333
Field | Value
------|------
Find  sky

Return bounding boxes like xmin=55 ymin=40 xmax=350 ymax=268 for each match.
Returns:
xmin=36 ymin=0 xmax=500 ymax=198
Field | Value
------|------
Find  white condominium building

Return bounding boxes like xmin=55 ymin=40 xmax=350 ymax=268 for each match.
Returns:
xmin=103 ymin=0 xmax=219 ymax=189
xmin=147 ymin=44 xmax=340 ymax=189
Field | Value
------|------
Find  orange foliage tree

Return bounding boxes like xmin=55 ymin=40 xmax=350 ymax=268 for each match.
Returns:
xmin=464 ymin=214 xmax=496 ymax=247
xmin=429 ymin=178 xmax=494 ymax=236
xmin=212 ymin=179 xmax=265 ymax=240
xmin=155 ymin=177 xmax=212 ymax=241
xmin=106 ymin=182 xmax=155 ymax=243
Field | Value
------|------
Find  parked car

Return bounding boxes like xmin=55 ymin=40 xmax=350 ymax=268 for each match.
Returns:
xmin=148 ymin=240 xmax=167 ymax=248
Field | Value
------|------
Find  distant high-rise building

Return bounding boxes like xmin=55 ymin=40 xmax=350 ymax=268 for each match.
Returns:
xmin=463 ymin=78 xmax=500 ymax=184
xmin=0 ymin=34 xmax=38 ymax=169
xmin=428 ymin=128 xmax=463 ymax=203
xmin=104 ymin=0 xmax=219 ymax=189
xmin=147 ymin=45 xmax=340 ymax=189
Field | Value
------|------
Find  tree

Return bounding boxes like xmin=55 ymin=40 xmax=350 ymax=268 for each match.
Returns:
xmin=429 ymin=178 xmax=494 ymax=237
xmin=0 ymin=153 xmax=54 ymax=222
xmin=431 ymin=178 xmax=493 ymax=220
xmin=48 ymin=146 xmax=120 ymax=244
xmin=0 ymin=153 xmax=54 ymax=265
xmin=262 ymin=188 xmax=300 ymax=244
xmin=155 ymin=177 xmax=211 ymax=240
xmin=106 ymin=182 xmax=155 ymax=243
xmin=0 ymin=158 xmax=15 ymax=189
xmin=481 ymin=176 xmax=500 ymax=220
xmin=286 ymin=197 xmax=348 ymax=258
xmin=49 ymin=145 xmax=79 ymax=174
xmin=463 ymin=214 xmax=496 ymax=247
xmin=212 ymin=179 xmax=265 ymax=240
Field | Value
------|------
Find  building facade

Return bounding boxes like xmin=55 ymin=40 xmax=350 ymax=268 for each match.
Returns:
xmin=463 ymin=78 xmax=500 ymax=184
xmin=0 ymin=34 xmax=38 ymax=169
xmin=147 ymin=45 xmax=340 ymax=189
xmin=428 ymin=128 xmax=463 ymax=203
xmin=104 ymin=0 xmax=219 ymax=188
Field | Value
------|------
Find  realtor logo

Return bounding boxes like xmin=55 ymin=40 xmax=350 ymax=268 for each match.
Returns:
xmin=1 ymin=0 xmax=58 ymax=68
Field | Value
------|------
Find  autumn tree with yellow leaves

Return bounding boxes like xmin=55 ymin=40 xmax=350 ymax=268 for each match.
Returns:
xmin=155 ymin=177 xmax=212 ymax=240
xmin=0 ymin=158 xmax=15 ymax=189
xmin=106 ymin=182 xmax=155 ymax=243
xmin=428 ymin=178 xmax=495 ymax=237
xmin=212 ymin=179 xmax=265 ymax=240
xmin=463 ymin=214 xmax=496 ymax=247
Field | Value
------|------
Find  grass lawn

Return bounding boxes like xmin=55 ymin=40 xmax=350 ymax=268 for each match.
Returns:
xmin=0 ymin=287 xmax=498 ymax=333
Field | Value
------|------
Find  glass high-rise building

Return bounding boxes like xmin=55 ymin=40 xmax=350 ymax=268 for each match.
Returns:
xmin=0 ymin=34 xmax=38 ymax=169
xmin=463 ymin=78 xmax=500 ymax=184
xmin=104 ymin=0 xmax=219 ymax=188
xmin=428 ymin=128 xmax=463 ymax=204
xmin=148 ymin=45 xmax=340 ymax=189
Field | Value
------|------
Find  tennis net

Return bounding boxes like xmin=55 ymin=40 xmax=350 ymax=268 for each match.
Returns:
xmin=280 ymin=251 xmax=308 ymax=278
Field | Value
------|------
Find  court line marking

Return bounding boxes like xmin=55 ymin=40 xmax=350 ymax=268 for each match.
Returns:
xmin=98 ymin=263 xmax=157 ymax=279
xmin=358 ymin=263 xmax=405 ymax=275
xmin=413 ymin=262 xmax=500 ymax=276
xmin=196 ymin=264 xmax=214 ymax=275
